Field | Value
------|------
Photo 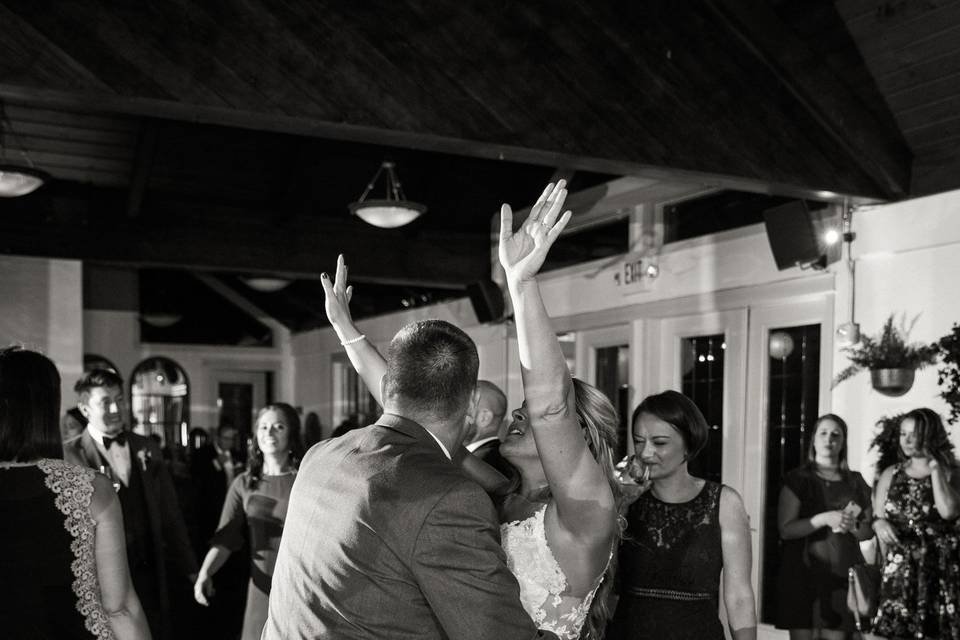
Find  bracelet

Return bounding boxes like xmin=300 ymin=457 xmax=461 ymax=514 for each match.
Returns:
xmin=340 ymin=334 xmax=366 ymax=346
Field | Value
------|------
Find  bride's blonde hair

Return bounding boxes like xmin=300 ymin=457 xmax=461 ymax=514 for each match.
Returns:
xmin=571 ymin=378 xmax=624 ymax=640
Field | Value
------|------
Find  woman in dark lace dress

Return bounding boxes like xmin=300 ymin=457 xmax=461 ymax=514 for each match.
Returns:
xmin=0 ymin=346 xmax=150 ymax=639
xmin=774 ymin=414 xmax=873 ymax=639
xmin=871 ymin=408 xmax=960 ymax=640
xmin=607 ymin=390 xmax=756 ymax=640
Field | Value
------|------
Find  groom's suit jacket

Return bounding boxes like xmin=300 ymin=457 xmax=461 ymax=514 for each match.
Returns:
xmin=63 ymin=429 xmax=197 ymax=639
xmin=263 ymin=413 xmax=555 ymax=640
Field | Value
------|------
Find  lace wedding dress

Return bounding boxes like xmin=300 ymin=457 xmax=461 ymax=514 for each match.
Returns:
xmin=501 ymin=504 xmax=606 ymax=640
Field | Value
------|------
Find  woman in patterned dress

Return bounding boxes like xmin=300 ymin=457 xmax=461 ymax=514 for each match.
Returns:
xmin=871 ymin=408 xmax=960 ymax=640
xmin=606 ymin=390 xmax=757 ymax=640
xmin=321 ymin=181 xmax=623 ymax=639
xmin=0 ymin=346 xmax=150 ymax=639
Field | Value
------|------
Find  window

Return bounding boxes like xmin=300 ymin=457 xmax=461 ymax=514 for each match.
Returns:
xmin=83 ymin=353 xmax=119 ymax=375
xmin=680 ymin=334 xmax=725 ymax=483
xmin=331 ymin=354 xmax=379 ymax=436
xmin=130 ymin=356 xmax=190 ymax=447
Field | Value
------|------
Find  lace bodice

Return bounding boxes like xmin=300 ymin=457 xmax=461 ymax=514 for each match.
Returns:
xmin=500 ymin=504 xmax=605 ymax=640
xmin=37 ymin=458 xmax=115 ymax=639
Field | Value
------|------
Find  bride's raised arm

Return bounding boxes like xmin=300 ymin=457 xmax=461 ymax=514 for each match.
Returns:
xmin=321 ymin=254 xmax=387 ymax=405
xmin=500 ymin=181 xmax=617 ymax=540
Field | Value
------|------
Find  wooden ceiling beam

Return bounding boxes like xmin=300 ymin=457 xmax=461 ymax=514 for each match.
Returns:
xmin=0 ymin=84 xmax=887 ymax=204
xmin=0 ymin=209 xmax=488 ymax=287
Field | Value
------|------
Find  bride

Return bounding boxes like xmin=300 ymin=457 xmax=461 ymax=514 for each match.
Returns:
xmin=322 ymin=181 xmax=622 ymax=639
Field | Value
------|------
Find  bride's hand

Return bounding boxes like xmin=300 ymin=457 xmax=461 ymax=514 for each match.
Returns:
xmin=321 ymin=254 xmax=356 ymax=331
xmin=498 ymin=180 xmax=573 ymax=288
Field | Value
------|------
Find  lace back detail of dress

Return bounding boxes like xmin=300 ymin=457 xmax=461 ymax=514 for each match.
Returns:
xmin=501 ymin=505 xmax=607 ymax=640
xmin=37 ymin=459 xmax=116 ymax=640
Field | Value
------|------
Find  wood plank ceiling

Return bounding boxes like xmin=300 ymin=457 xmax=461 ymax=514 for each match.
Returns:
xmin=0 ymin=0 xmax=955 ymax=331
xmin=837 ymin=0 xmax=960 ymax=196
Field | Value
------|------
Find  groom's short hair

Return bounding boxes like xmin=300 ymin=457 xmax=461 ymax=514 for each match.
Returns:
xmin=385 ymin=320 xmax=479 ymax=418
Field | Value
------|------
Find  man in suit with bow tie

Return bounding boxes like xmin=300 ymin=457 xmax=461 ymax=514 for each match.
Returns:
xmin=63 ymin=369 xmax=198 ymax=640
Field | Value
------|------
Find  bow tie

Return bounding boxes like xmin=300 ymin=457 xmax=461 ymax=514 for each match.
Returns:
xmin=103 ymin=432 xmax=127 ymax=449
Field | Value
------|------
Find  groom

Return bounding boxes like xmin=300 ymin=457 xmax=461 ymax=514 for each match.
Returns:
xmin=263 ymin=319 xmax=554 ymax=639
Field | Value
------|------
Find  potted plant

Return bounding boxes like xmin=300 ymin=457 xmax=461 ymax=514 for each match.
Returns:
xmin=934 ymin=322 xmax=960 ymax=424
xmin=831 ymin=313 xmax=938 ymax=396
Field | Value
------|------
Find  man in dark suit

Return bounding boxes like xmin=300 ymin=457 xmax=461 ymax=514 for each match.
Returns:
xmin=263 ymin=320 xmax=555 ymax=640
xmin=64 ymin=369 xmax=198 ymax=640
xmin=465 ymin=379 xmax=515 ymax=479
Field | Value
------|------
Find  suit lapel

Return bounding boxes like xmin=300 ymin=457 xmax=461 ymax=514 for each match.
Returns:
xmin=79 ymin=429 xmax=107 ymax=469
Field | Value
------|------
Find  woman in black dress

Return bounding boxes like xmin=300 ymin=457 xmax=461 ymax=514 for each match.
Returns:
xmin=0 ymin=346 xmax=150 ymax=639
xmin=607 ymin=390 xmax=756 ymax=640
xmin=193 ymin=403 xmax=303 ymax=640
xmin=774 ymin=414 xmax=873 ymax=639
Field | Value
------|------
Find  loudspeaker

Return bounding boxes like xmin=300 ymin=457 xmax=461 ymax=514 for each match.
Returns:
xmin=763 ymin=201 xmax=822 ymax=270
xmin=467 ymin=279 xmax=505 ymax=323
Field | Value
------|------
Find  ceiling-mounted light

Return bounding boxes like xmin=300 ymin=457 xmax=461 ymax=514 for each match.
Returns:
xmin=348 ymin=161 xmax=426 ymax=228
xmin=0 ymin=103 xmax=48 ymax=198
xmin=243 ymin=277 xmax=292 ymax=293
xmin=141 ymin=313 xmax=183 ymax=328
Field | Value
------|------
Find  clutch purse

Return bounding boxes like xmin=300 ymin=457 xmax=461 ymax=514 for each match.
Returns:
xmin=847 ymin=562 xmax=881 ymax=631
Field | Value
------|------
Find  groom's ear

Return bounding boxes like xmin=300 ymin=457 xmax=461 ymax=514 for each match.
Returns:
xmin=379 ymin=374 xmax=388 ymax=403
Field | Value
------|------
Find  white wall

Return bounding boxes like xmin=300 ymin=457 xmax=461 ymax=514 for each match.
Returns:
xmin=291 ymin=297 xmax=512 ymax=436
xmin=0 ymin=255 xmax=84 ymax=412
xmin=831 ymin=189 xmax=960 ymax=484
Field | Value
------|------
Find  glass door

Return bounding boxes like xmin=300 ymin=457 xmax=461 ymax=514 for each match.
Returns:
xmin=655 ymin=309 xmax=749 ymax=489
xmin=575 ymin=325 xmax=632 ymax=459
xmin=744 ymin=298 xmax=832 ymax=635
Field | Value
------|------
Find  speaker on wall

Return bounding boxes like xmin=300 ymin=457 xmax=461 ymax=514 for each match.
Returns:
xmin=762 ymin=201 xmax=823 ymax=271
xmin=467 ymin=279 xmax=506 ymax=323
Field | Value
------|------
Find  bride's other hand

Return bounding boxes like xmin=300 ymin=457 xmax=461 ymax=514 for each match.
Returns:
xmin=498 ymin=180 xmax=573 ymax=288
xmin=321 ymin=254 xmax=357 ymax=334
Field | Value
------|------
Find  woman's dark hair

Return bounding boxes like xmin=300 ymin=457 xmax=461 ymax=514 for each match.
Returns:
xmin=806 ymin=413 xmax=850 ymax=471
xmin=0 ymin=347 xmax=63 ymax=462
xmin=246 ymin=402 xmax=304 ymax=490
xmin=631 ymin=390 xmax=709 ymax=460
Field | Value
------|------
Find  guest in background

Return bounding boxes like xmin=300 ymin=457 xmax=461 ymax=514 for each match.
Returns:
xmin=0 ymin=346 xmax=150 ymax=639
xmin=213 ymin=423 xmax=242 ymax=487
xmin=193 ymin=403 xmax=303 ymax=640
xmin=64 ymin=369 xmax=198 ymax=640
xmin=302 ymin=411 xmax=324 ymax=450
xmin=607 ymin=390 xmax=756 ymax=640
xmin=60 ymin=406 xmax=87 ymax=441
xmin=464 ymin=380 xmax=515 ymax=479
xmin=464 ymin=380 xmax=507 ymax=458
xmin=871 ymin=408 xmax=960 ymax=640
xmin=774 ymin=414 xmax=873 ymax=640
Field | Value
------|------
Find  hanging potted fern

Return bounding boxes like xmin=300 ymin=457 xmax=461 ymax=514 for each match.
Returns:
xmin=831 ymin=313 xmax=938 ymax=397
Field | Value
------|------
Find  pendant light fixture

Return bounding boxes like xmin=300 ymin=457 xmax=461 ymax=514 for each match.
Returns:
xmin=0 ymin=102 xmax=48 ymax=198
xmin=348 ymin=161 xmax=426 ymax=228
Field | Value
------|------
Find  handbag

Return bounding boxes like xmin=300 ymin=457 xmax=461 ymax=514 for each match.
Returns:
xmin=846 ymin=536 xmax=882 ymax=632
